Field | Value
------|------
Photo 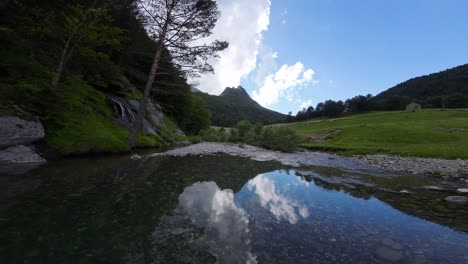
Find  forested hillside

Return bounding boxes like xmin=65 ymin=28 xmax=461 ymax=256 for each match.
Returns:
xmin=294 ymin=64 xmax=468 ymax=122
xmin=372 ymin=64 xmax=468 ymax=109
xmin=0 ymin=0 xmax=212 ymax=155
xmin=196 ymin=86 xmax=286 ymax=127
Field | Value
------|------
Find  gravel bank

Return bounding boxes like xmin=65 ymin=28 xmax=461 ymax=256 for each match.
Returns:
xmin=152 ymin=142 xmax=468 ymax=180
xmin=151 ymin=142 xmax=382 ymax=173
xmin=349 ymin=154 xmax=468 ymax=179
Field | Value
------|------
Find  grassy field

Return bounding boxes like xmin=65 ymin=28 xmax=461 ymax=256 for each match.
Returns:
xmin=280 ymin=110 xmax=468 ymax=159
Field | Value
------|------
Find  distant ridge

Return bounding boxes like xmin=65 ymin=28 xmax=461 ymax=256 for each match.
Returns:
xmin=193 ymin=85 xmax=286 ymax=126
xmin=372 ymin=64 xmax=468 ymax=108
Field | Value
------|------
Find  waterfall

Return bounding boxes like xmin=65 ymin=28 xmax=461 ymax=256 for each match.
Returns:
xmin=110 ymin=97 xmax=159 ymax=136
xmin=111 ymin=98 xmax=139 ymax=127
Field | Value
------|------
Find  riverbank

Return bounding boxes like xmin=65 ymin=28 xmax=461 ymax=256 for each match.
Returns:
xmin=151 ymin=142 xmax=468 ymax=179
xmin=152 ymin=142 xmax=376 ymax=172
xmin=350 ymin=154 xmax=468 ymax=179
xmin=0 ymin=95 xmax=186 ymax=174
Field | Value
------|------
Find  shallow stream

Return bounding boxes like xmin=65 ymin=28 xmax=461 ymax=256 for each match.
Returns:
xmin=0 ymin=154 xmax=467 ymax=263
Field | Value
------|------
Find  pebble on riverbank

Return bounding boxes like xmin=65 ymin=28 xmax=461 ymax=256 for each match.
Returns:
xmin=350 ymin=154 xmax=468 ymax=179
xmin=150 ymin=142 xmax=468 ymax=184
xmin=150 ymin=142 xmax=381 ymax=173
xmin=445 ymin=196 xmax=468 ymax=205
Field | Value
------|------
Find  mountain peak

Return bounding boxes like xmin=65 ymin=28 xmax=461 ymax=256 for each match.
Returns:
xmin=220 ymin=85 xmax=250 ymax=97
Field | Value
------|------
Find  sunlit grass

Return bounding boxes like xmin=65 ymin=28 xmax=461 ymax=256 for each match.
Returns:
xmin=284 ymin=110 xmax=468 ymax=159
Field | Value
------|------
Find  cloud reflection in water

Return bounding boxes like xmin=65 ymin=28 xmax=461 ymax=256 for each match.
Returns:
xmin=247 ymin=174 xmax=309 ymax=224
xmin=178 ymin=181 xmax=257 ymax=264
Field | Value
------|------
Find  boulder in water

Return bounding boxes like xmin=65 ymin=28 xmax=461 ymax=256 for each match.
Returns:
xmin=0 ymin=145 xmax=46 ymax=164
xmin=0 ymin=117 xmax=44 ymax=148
xmin=0 ymin=145 xmax=46 ymax=175
xmin=421 ymin=185 xmax=444 ymax=191
xmin=445 ymin=196 xmax=468 ymax=205
xmin=375 ymin=246 xmax=403 ymax=262
xmin=130 ymin=154 xmax=141 ymax=160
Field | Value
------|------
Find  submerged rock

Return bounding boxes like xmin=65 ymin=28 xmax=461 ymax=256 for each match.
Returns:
xmin=412 ymin=255 xmax=427 ymax=264
xmin=0 ymin=116 xmax=44 ymax=148
xmin=421 ymin=185 xmax=444 ymax=191
xmin=130 ymin=154 xmax=142 ymax=160
xmin=0 ymin=145 xmax=46 ymax=164
xmin=445 ymin=196 xmax=468 ymax=205
xmin=375 ymin=246 xmax=403 ymax=262
xmin=0 ymin=145 xmax=46 ymax=175
xmin=456 ymin=188 xmax=468 ymax=194
xmin=381 ymin=238 xmax=402 ymax=250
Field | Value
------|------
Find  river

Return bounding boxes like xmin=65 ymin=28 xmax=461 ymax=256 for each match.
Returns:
xmin=0 ymin=152 xmax=467 ymax=263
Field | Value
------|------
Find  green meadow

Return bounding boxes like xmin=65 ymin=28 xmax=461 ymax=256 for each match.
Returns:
xmin=281 ymin=110 xmax=468 ymax=159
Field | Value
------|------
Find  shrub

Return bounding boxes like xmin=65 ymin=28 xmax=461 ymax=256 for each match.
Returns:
xmin=218 ymin=128 xmax=230 ymax=142
xmin=199 ymin=128 xmax=222 ymax=142
xmin=260 ymin=126 xmax=301 ymax=152
xmin=180 ymin=96 xmax=211 ymax=135
xmin=254 ymin=122 xmax=264 ymax=135
xmin=196 ymin=120 xmax=301 ymax=152
xmin=244 ymin=129 xmax=258 ymax=145
xmin=189 ymin=136 xmax=202 ymax=144
xmin=235 ymin=120 xmax=253 ymax=138
xmin=228 ymin=127 xmax=240 ymax=142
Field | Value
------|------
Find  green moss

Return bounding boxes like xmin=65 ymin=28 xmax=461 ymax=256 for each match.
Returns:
xmin=2 ymin=74 xmax=188 ymax=154
xmin=163 ymin=115 xmax=178 ymax=131
xmin=135 ymin=134 xmax=162 ymax=148
xmin=126 ymin=90 xmax=143 ymax=100
xmin=134 ymin=110 xmax=189 ymax=147
xmin=158 ymin=116 xmax=178 ymax=142
xmin=47 ymin=117 xmax=130 ymax=155
xmin=45 ymin=76 xmax=130 ymax=155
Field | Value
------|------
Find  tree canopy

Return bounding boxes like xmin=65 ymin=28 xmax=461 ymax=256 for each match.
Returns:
xmin=127 ymin=0 xmax=228 ymax=145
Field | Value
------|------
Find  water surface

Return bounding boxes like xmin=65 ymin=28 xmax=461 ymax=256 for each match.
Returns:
xmin=0 ymin=154 xmax=467 ymax=263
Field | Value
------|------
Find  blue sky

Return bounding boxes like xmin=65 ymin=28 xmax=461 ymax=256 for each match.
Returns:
xmin=196 ymin=0 xmax=468 ymax=114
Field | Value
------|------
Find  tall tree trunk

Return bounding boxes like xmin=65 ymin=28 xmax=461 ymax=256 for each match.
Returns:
xmin=50 ymin=0 xmax=98 ymax=90
xmin=51 ymin=38 xmax=72 ymax=89
xmin=127 ymin=19 xmax=170 ymax=147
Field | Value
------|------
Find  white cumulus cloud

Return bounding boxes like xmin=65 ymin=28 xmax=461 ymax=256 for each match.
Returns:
xmin=254 ymin=46 xmax=278 ymax=86
xmin=192 ymin=0 xmax=271 ymax=94
xmin=252 ymin=62 xmax=316 ymax=107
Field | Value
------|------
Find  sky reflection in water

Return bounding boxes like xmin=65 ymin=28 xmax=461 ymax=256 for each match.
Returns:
xmin=168 ymin=169 xmax=468 ymax=264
